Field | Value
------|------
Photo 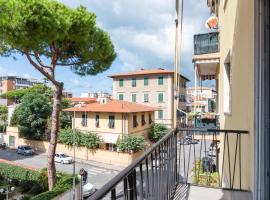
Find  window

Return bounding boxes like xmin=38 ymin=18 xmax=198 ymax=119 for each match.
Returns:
xmin=224 ymin=62 xmax=231 ymax=114
xmin=149 ymin=114 xmax=152 ymax=124
xmin=158 ymin=76 xmax=164 ymax=85
xmin=95 ymin=115 xmax=99 ymax=128
xmin=108 ymin=115 xmax=115 ymax=128
xmin=141 ymin=114 xmax=146 ymax=126
xmin=158 ymin=110 xmax=163 ymax=119
xmin=106 ymin=143 xmax=116 ymax=151
xmin=132 ymin=78 xmax=136 ymax=87
xmin=132 ymin=94 xmax=137 ymax=102
xmin=144 ymin=77 xmax=149 ymax=86
xmin=133 ymin=115 xmax=138 ymax=128
xmin=81 ymin=113 xmax=87 ymax=127
xmin=158 ymin=93 xmax=164 ymax=103
xmin=118 ymin=93 xmax=124 ymax=100
xmin=119 ymin=79 xmax=124 ymax=87
xmin=144 ymin=93 xmax=149 ymax=103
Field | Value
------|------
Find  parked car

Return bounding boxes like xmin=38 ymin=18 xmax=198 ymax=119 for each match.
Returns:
xmin=202 ymin=157 xmax=216 ymax=173
xmin=55 ymin=153 xmax=73 ymax=164
xmin=16 ymin=145 xmax=34 ymax=155
xmin=83 ymin=183 xmax=97 ymax=198
xmin=0 ymin=142 xmax=6 ymax=150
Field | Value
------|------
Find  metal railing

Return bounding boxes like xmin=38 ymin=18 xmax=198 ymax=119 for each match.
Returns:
xmin=90 ymin=128 xmax=248 ymax=200
xmin=194 ymin=32 xmax=219 ymax=55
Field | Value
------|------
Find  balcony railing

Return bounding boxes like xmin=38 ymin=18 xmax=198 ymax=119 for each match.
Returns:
xmin=194 ymin=32 xmax=219 ymax=55
xmin=89 ymin=128 xmax=248 ymax=200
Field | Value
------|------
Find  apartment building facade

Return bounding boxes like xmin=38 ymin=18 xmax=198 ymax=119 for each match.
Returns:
xmin=109 ymin=68 xmax=190 ymax=128
xmin=187 ymin=86 xmax=217 ymax=112
xmin=192 ymin=0 xmax=270 ymax=198
xmin=0 ymin=76 xmax=40 ymax=105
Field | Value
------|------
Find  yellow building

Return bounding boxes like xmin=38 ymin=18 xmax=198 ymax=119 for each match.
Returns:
xmin=64 ymin=99 xmax=157 ymax=151
xmin=193 ymin=0 xmax=269 ymax=198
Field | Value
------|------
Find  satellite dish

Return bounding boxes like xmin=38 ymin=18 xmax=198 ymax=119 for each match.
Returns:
xmin=205 ymin=16 xmax=218 ymax=29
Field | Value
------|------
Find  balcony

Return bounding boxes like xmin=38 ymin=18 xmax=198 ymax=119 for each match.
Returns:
xmin=89 ymin=128 xmax=251 ymax=200
xmin=194 ymin=32 xmax=219 ymax=55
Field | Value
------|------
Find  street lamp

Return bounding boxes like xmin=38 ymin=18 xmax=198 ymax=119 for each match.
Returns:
xmin=0 ymin=186 xmax=15 ymax=200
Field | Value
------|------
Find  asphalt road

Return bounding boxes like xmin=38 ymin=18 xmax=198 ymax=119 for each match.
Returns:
xmin=0 ymin=149 xmax=119 ymax=190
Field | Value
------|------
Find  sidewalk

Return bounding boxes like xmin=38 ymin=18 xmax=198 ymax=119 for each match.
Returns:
xmin=38 ymin=152 xmax=125 ymax=171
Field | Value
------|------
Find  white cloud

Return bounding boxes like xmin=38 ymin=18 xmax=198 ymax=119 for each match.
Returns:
xmin=58 ymin=0 xmax=209 ymax=74
xmin=0 ymin=66 xmax=17 ymax=76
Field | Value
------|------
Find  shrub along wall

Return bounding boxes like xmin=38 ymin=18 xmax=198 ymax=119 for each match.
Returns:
xmin=0 ymin=162 xmax=74 ymax=200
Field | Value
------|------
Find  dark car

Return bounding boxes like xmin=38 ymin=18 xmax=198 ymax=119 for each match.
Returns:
xmin=16 ymin=145 xmax=34 ymax=155
xmin=202 ymin=157 xmax=216 ymax=173
xmin=0 ymin=142 xmax=6 ymax=149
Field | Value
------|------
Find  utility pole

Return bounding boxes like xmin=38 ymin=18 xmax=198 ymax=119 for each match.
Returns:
xmin=173 ymin=0 xmax=183 ymax=128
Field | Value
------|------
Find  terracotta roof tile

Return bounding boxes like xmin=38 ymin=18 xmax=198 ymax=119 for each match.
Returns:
xmin=64 ymin=99 xmax=158 ymax=113
xmin=67 ymin=97 xmax=97 ymax=102
xmin=108 ymin=68 xmax=190 ymax=81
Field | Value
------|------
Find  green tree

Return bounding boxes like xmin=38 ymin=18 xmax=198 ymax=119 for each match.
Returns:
xmin=1 ymin=84 xmax=52 ymax=103
xmin=0 ymin=105 xmax=8 ymax=122
xmin=149 ymin=123 xmax=168 ymax=142
xmin=13 ymin=93 xmax=52 ymax=139
xmin=0 ymin=0 xmax=116 ymax=189
xmin=117 ymin=135 xmax=145 ymax=153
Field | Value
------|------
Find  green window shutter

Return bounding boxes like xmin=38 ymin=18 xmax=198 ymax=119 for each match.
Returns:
xmin=158 ymin=93 xmax=164 ymax=102
xmin=132 ymin=78 xmax=136 ymax=87
xmin=119 ymin=79 xmax=124 ymax=87
xmin=132 ymin=94 xmax=137 ymax=102
xmin=144 ymin=77 xmax=149 ymax=86
xmin=119 ymin=94 xmax=124 ymax=100
xmin=158 ymin=76 xmax=164 ymax=85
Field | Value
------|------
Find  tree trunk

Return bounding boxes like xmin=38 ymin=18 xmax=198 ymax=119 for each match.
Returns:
xmin=47 ymin=83 xmax=63 ymax=190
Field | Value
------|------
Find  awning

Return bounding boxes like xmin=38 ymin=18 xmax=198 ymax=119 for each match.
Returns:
xmin=99 ymin=133 xmax=119 ymax=144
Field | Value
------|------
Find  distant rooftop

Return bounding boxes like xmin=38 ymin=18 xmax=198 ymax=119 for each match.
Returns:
xmin=108 ymin=68 xmax=190 ymax=81
xmin=64 ymin=99 xmax=158 ymax=113
xmin=67 ymin=97 xmax=97 ymax=103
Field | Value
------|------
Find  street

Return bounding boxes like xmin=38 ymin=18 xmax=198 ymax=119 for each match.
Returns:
xmin=0 ymin=149 xmax=120 ymax=190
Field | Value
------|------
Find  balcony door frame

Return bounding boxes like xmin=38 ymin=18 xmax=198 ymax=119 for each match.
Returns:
xmin=254 ymin=0 xmax=270 ymax=199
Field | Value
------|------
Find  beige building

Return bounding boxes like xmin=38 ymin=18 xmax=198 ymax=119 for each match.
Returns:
xmin=64 ymin=99 xmax=156 ymax=151
xmin=192 ymin=0 xmax=269 ymax=198
xmin=109 ymin=68 xmax=190 ymax=128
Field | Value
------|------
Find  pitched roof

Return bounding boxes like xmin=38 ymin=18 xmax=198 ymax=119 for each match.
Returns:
xmin=67 ymin=97 xmax=97 ymax=102
xmin=108 ymin=68 xmax=190 ymax=81
xmin=63 ymin=99 xmax=158 ymax=113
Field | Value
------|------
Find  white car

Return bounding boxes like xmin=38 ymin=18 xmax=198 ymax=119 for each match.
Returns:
xmin=55 ymin=153 xmax=73 ymax=164
xmin=83 ymin=183 xmax=97 ymax=197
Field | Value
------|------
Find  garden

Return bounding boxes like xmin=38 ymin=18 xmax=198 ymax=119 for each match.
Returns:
xmin=0 ymin=162 xmax=74 ymax=200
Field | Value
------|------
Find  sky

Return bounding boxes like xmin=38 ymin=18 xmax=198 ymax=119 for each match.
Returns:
xmin=0 ymin=0 xmax=210 ymax=96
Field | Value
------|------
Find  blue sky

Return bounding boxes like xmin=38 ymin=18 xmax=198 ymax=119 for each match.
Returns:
xmin=0 ymin=0 xmax=210 ymax=96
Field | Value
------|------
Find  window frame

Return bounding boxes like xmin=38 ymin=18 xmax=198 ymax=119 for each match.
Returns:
xmin=131 ymin=78 xmax=136 ymax=87
xmin=119 ymin=79 xmax=124 ymax=87
xmin=132 ymin=93 xmax=137 ymax=103
xmin=108 ymin=115 xmax=115 ymax=129
xmin=133 ymin=115 xmax=138 ymax=128
xmin=141 ymin=114 xmax=146 ymax=126
xmin=95 ymin=114 xmax=100 ymax=128
xmin=144 ymin=77 xmax=149 ymax=86
xmin=158 ymin=76 xmax=164 ymax=85
xmin=144 ymin=93 xmax=149 ymax=103
xmin=118 ymin=93 xmax=124 ymax=100
xmin=158 ymin=110 xmax=163 ymax=119
xmin=81 ymin=113 xmax=88 ymax=127
xmin=158 ymin=92 xmax=164 ymax=103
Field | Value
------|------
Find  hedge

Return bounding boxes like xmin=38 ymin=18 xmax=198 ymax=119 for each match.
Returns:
xmin=0 ymin=162 xmax=74 ymax=200
xmin=31 ymin=175 xmax=75 ymax=200
xmin=117 ymin=135 xmax=145 ymax=153
xmin=148 ymin=123 xmax=167 ymax=142
xmin=58 ymin=128 xmax=100 ymax=149
xmin=0 ymin=162 xmax=39 ymax=182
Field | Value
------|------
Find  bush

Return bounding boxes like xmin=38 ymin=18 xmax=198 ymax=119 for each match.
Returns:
xmin=117 ymin=135 xmax=145 ymax=153
xmin=31 ymin=174 xmax=76 ymax=200
xmin=148 ymin=123 xmax=167 ymax=142
xmin=58 ymin=128 xmax=100 ymax=149
xmin=0 ymin=162 xmax=39 ymax=182
xmin=81 ymin=132 xmax=100 ymax=149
